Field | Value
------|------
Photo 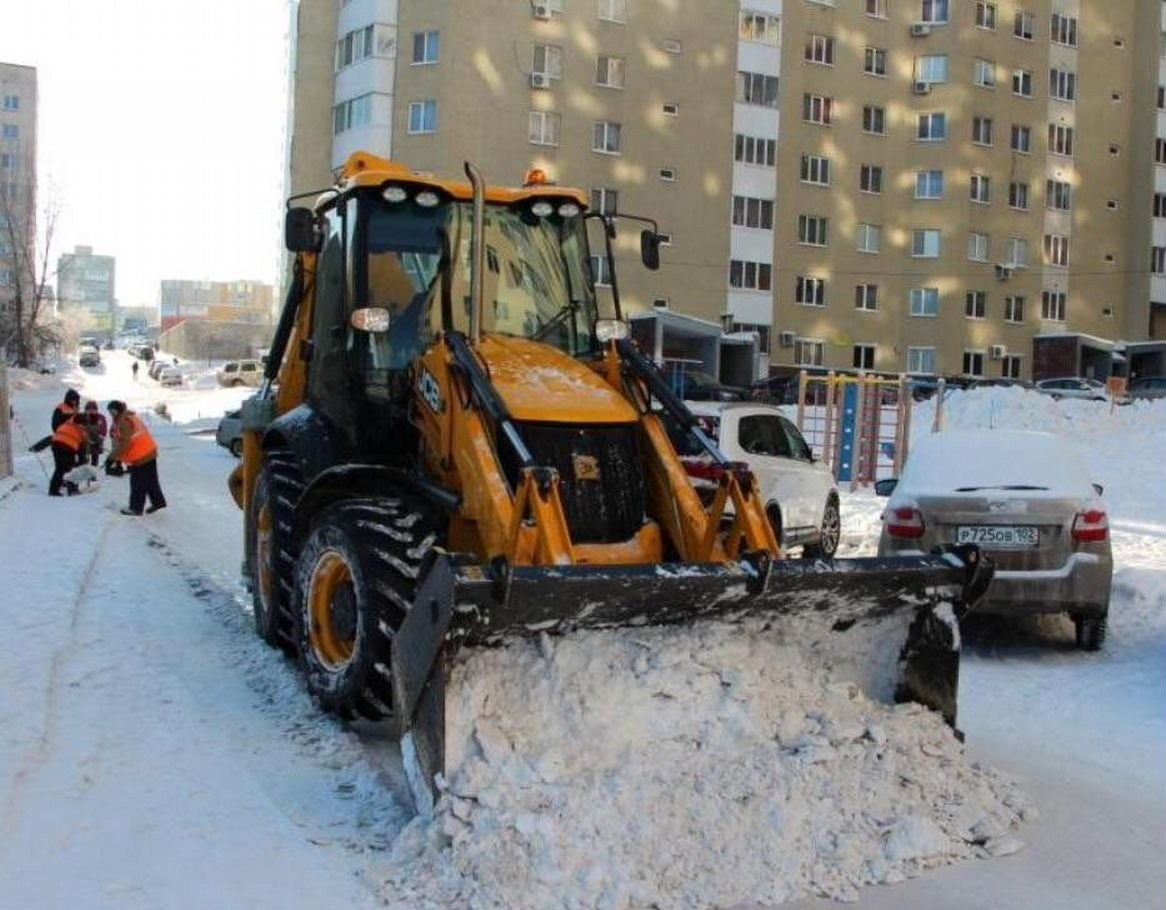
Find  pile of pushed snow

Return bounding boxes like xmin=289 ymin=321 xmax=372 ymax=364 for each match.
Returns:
xmin=374 ymin=622 xmax=1031 ymax=909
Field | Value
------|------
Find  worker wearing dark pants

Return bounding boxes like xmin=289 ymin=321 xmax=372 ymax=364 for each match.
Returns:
xmin=127 ymin=458 xmax=166 ymax=514
xmin=49 ymin=417 xmax=87 ymax=496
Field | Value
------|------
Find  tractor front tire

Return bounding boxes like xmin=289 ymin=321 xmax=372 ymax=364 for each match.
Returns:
xmin=293 ymin=496 xmax=438 ymax=722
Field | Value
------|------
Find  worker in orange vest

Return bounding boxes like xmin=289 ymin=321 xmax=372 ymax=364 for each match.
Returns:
xmin=51 ymin=388 xmax=81 ymax=431
xmin=107 ymin=400 xmax=168 ymax=516
xmin=49 ymin=413 xmax=88 ymax=496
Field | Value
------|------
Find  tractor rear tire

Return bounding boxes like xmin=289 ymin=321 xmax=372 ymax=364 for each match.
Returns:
xmin=293 ymin=495 xmax=440 ymax=722
xmin=253 ymin=450 xmax=305 ymax=653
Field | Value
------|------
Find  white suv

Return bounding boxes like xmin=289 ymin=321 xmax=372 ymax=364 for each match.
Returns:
xmin=665 ymin=402 xmax=841 ymax=557
xmin=217 ymin=360 xmax=264 ymax=387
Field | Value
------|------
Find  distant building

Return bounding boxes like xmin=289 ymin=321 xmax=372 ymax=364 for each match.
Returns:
xmin=57 ymin=245 xmax=117 ymax=332
xmin=116 ymin=306 xmax=157 ymax=332
xmin=0 ymin=61 xmax=37 ymax=339
xmin=158 ymin=279 xmax=274 ymax=332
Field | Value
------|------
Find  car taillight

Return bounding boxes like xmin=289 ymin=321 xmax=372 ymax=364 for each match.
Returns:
xmin=682 ymin=460 xmax=725 ymax=482
xmin=1072 ymin=509 xmax=1109 ymax=543
xmin=886 ymin=506 xmax=925 ymax=539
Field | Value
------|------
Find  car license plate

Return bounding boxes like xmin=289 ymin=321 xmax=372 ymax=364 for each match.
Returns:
xmin=956 ymin=525 xmax=1039 ymax=548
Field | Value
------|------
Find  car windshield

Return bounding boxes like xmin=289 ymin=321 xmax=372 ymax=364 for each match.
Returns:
xmin=359 ymin=197 xmax=598 ymax=372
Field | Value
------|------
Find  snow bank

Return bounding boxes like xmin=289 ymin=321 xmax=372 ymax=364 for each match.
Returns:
xmin=373 ymin=624 xmax=1031 ymax=909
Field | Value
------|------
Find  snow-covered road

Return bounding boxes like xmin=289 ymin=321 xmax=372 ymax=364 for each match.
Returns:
xmin=1 ymin=354 xmax=1163 ymax=909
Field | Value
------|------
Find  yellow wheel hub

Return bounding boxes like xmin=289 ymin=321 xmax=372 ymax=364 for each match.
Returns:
xmin=307 ymin=551 xmax=357 ymax=670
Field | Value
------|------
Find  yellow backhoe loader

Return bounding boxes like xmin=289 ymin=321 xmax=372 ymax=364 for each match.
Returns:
xmin=230 ymin=152 xmax=991 ymax=808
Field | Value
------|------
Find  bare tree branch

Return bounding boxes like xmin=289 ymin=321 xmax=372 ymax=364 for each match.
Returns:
xmin=0 ymin=176 xmax=61 ymax=367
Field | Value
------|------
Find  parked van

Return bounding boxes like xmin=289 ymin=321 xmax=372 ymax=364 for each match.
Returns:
xmin=217 ymin=360 xmax=264 ymax=387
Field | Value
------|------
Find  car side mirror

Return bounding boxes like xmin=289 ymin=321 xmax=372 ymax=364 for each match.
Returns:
xmin=640 ymin=230 xmax=661 ymax=271
xmin=285 ymin=207 xmax=321 ymax=253
xmin=1092 ymin=482 xmax=1104 ymax=496
xmin=874 ymin=478 xmax=897 ymax=497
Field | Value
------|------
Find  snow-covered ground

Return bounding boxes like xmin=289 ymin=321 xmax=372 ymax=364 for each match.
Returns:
xmin=0 ymin=354 xmax=1162 ymax=909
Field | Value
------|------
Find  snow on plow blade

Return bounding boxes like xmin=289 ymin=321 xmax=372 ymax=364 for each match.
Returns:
xmin=392 ymin=545 xmax=992 ymax=808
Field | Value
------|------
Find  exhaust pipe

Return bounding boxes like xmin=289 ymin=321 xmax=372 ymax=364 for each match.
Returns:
xmin=464 ymin=161 xmax=486 ymax=346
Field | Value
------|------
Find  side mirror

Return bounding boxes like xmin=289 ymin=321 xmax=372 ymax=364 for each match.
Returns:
xmin=874 ymin=478 xmax=898 ymax=497
xmin=284 ymin=207 xmax=320 ymax=253
xmin=640 ymin=230 xmax=661 ymax=271
xmin=1092 ymin=482 xmax=1104 ymax=496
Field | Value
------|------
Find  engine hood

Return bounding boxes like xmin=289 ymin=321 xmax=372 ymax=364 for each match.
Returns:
xmin=475 ymin=335 xmax=638 ymax=424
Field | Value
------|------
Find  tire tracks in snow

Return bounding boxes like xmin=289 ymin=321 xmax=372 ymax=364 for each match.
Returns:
xmin=0 ymin=511 xmax=116 ymax=843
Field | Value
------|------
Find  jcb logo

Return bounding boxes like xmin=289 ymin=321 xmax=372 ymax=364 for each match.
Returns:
xmin=419 ymin=368 xmax=443 ymax=414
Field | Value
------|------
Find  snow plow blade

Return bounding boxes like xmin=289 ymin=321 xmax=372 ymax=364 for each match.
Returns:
xmin=393 ymin=545 xmax=992 ymax=809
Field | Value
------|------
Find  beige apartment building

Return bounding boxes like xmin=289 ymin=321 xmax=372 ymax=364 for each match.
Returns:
xmin=158 ymin=279 xmax=274 ymax=332
xmin=286 ymin=0 xmax=1165 ymax=381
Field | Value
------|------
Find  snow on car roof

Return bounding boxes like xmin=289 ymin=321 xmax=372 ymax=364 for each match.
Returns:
xmin=899 ymin=429 xmax=1095 ymax=497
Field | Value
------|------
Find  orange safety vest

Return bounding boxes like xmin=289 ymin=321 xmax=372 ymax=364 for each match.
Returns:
xmin=119 ymin=414 xmax=158 ymax=467
xmin=52 ymin=421 xmax=87 ymax=452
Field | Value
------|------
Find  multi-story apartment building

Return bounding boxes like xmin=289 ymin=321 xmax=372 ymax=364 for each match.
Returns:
xmin=57 ymin=245 xmax=117 ymax=332
xmin=158 ymin=279 xmax=274 ymax=331
xmin=286 ymin=0 xmax=1163 ymax=381
xmin=0 ymin=62 xmax=37 ymax=331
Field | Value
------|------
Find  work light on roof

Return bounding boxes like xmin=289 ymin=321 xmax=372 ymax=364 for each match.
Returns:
xmin=382 ymin=185 xmax=408 ymax=203
xmin=415 ymin=190 xmax=441 ymax=208
xmin=530 ymin=200 xmax=555 ymax=218
xmin=557 ymin=202 xmax=581 ymax=218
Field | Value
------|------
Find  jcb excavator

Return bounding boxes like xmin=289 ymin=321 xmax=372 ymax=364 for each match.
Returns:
xmin=231 ymin=152 xmax=991 ymax=809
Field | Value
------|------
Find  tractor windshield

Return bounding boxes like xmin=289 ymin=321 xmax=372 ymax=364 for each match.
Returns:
xmin=359 ymin=197 xmax=598 ymax=374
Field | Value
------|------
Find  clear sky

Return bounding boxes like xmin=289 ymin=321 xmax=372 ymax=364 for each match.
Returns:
xmin=0 ymin=0 xmax=289 ymax=308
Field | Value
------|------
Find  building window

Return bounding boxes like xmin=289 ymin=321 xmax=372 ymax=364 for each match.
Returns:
xmin=595 ymin=55 xmax=626 ymax=88
xmin=917 ymin=113 xmax=947 ymax=140
xmin=733 ymin=196 xmax=776 ymax=229
xmin=0 ymin=124 xmax=16 ymax=140
xmin=963 ymin=350 xmax=986 ymax=377
xmin=794 ymin=339 xmax=825 ymax=367
xmin=970 ymin=174 xmax=991 ymax=203
xmin=590 ymin=188 xmax=618 ymax=215
xmin=972 ymin=116 xmax=994 ymax=146
xmin=1009 ymin=182 xmax=1030 ymax=210
xmin=1049 ymin=124 xmax=1074 ymax=156
xmin=800 ymin=155 xmax=831 ymax=186
xmin=968 ymin=232 xmax=990 ymax=261
xmin=1011 ymin=124 xmax=1032 ymax=153
xmin=918 ymin=55 xmax=948 ymax=83
xmin=1014 ymin=10 xmax=1035 ymax=40
xmin=1154 ymin=193 xmax=1166 ymax=218
xmin=334 ymin=94 xmax=373 ymax=134
xmin=412 ymin=30 xmax=440 ymax=64
xmin=908 ymin=347 xmax=937 ymax=374
xmin=912 ymin=230 xmax=941 ymax=258
xmin=590 ymin=256 xmax=613 ymax=286
xmin=738 ymin=72 xmax=780 ymax=108
xmin=592 ymin=120 xmax=623 ymax=154
xmin=864 ymin=47 xmax=888 ymax=76
xmin=965 ymin=290 xmax=987 ymax=319
xmin=1044 ymin=234 xmax=1070 ymax=267
xmin=974 ymin=59 xmax=996 ymax=88
xmin=740 ymin=12 xmax=781 ymax=45
xmin=1157 ymin=139 xmax=1166 ymax=165
xmin=2 ymin=95 xmax=18 ymax=111
xmin=335 ymin=24 xmax=376 ymax=70
xmin=1006 ymin=237 xmax=1028 ymax=268
xmin=795 ymin=276 xmax=826 ymax=305
xmin=1012 ymin=69 xmax=1033 ymax=97
xmin=1051 ymin=13 xmax=1078 ymax=47
xmin=797 ymin=214 xmax=829 ymax=246
xmin=730 ymin=259 xmax=773 ymax=291
xmin=735 ymin=134 xmax=776 ymax=166
xmin=1005 ymin=295 xmax=1025 ymax=323
xmin=1050 ymin=68 xmax=1076 ymax=101
xmin=921 ymin=0 xmax=949 ymax=24
xmin=598 ymin=0 xmax=627 ymax=23
xmin=803 ymin=94 xmax=834 ymax=124
xmin=853 ymin=344 xmax=876 ymax=370
xmin=407 ymin=100 xmax=437 ymax=134
xmin=806 ymin=34 xmax=837 ymax=65
xmin=1152 ymin=248 xmax=1166 ymax=274
xmin=910 ymin=287 xmax=940 ymax=316
xmin=1001 ymin=354 xmax=1022 ymax=379
xmin=915 ymin=170 xmax=944 ymax=199
xmin=532 ymin=44 xmax=564 ymax=79
xmin=662 ymin=102 xmax=679 ymax=116
xmin=663 ymin=38 xmax=682 ymax=54
xmin=976 ymin=2 xmax=997 ymax=29
xmin=866 ymin=0 xmax=888 ymax=18
xmin=855 ymin=283 xmax=880 ymax=311
xmin=528 ymin=111 xmax=561 ymax=146
xmin=857 ymin=223 xmax=882 ymax=254
xmin=862 ymin=105 xmax=887 ymax=135
xmin=860 ymin=164 xmax=883 ymax=193
xmin=1046 ymin=179 xmax=1072 ymax=211
xmin=1041 ymin=290 xmax=1066 ymax=321
xmin=658 ymin=167 xmax=676 ymax=181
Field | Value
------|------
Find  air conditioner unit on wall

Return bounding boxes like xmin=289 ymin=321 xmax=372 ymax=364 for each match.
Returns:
xmin=995 ymin=263 xmax=1013 ymax=280
xmin=779 ymin=330 xmax=797 ymax=348
xmin=911 ymin=23 xmax=932 ymax=36
xmin=530 ymin=72 xmax=551 ymax=89
xmin=990 ymin=344 xmax=1007 ymax=360
xmin=913 ymin=81 xmax=932 ymax=94
xmin=532 ymin=3 xmax=552 ymax=20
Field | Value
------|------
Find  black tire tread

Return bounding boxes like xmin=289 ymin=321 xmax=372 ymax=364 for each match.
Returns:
xmin=262 ymin=450 xmax=305 ymax=652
